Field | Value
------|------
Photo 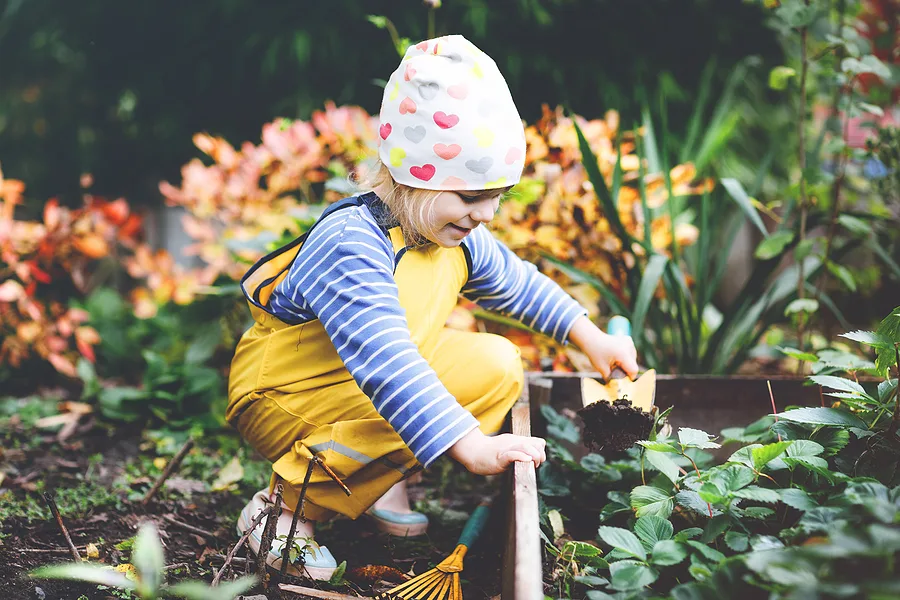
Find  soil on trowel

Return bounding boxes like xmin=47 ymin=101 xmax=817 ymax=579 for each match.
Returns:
xmin=577 ymin=399 xmax=653 ymax=454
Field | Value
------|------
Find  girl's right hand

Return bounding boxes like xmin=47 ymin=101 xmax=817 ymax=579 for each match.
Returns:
xmin=447 ymin=428 xmax=546 ymax=475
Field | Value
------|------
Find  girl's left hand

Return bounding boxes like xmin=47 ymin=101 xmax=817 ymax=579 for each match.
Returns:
xmin=568 ymin=316 xmax=639 ymax=380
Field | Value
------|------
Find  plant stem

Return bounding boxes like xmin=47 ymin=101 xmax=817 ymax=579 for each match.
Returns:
xmin=212 ymin=506 xmax=269 ymax=586
xmin=768 ymin=381 xmax=783 ymax=442
xmin=43 ymin=492 xmax=81 ymax=563
xmin=142 ymin=437 xmax=194 ymax=505
xmin=795 ymin=0 xmax=811 ymax=371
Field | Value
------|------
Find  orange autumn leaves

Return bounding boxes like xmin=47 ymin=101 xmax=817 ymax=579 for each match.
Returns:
xmin=0 ymin=167 xmax=142 ymax=376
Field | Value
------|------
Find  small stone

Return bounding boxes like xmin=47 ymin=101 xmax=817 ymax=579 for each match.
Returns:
xmin=33 ymin=586 xmax=46 ymax=600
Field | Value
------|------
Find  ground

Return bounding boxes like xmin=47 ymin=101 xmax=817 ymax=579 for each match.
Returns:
xmin=0 ymin=396 xmax=504 ymax=599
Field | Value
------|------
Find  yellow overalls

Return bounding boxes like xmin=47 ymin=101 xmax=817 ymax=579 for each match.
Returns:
xmin=225 ymin=203 xmax=523 ymax=521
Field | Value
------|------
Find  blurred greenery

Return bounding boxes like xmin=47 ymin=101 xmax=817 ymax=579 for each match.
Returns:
xmin=0 ymin=0 xmax=782 ymax=207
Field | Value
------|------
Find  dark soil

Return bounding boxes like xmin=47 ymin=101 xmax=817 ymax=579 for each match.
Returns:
xmin=577 ymin=399 xmax=654 ymax=454
xmin=0 ymin=410 xmax=504 ymax=599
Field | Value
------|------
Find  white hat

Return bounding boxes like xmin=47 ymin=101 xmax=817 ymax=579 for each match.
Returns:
xmin=377 ymin=35 xmax=526 ymax=191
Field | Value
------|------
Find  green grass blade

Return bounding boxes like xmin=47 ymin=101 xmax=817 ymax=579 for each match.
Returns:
xmin=691 ymin=59 xmax=748 ymax=173
xmin=681 ymin=56 xmax=718 ymax=162
xmin=540 ymin=253 xmax=630 ymax=317
xmin=807 ymin=283 xmax=850 ymax=330
xmin=658 ymin=91 xmax=680 ymax=263
xmin=636 ymin=129 xmax=653 ymax=251
xmin=573 ymin=117 xmax=632 ymax=248
xmin=632 ymin=254 xmax=668 ymax=348
xmin=721 ymin=178 xmax=769 ymax=238
xmin=868 ymin=237 xmax=900 ymax=280
xmin=642 ymin=103 xmax=662 ymax=175
xmin=694 ymin=189 xmax=712 ymax=345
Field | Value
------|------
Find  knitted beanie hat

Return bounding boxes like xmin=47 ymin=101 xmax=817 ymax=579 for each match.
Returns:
xmin=377 ymin=35 xmax=526 ymax=191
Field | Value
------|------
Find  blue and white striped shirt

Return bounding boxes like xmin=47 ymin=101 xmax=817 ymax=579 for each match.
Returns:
xmin=269 ymin=195 xmax=586 ymax=467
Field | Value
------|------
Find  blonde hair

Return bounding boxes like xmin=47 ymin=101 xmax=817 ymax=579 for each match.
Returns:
xmin=356 ymin=161 xmax=513 ymax=247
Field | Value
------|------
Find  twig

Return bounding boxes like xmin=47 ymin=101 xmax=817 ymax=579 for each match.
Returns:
xmin=161 ymin=514 xmax=216 ymax=539
xmin=318 ymin=457 xmax=352 ymax=497
xmin=142 ymin=438 xmax=195 ymax=505
xmin=163 ymin=562 xmax=190 ymax=573
xmin=768 ymin=380 xmax=783 ymax=442
xmin=280 ymin=460 xmax=317 ymax=582
xmin=257 ymin=483 xmax=284 ymax=585
xmin=208 ymin=554 xmax=250 ymax=568
xmin=43 ymin=492 xmax=81 ymax=563
xmin=211 ymin=505 xmax=270 ymax=586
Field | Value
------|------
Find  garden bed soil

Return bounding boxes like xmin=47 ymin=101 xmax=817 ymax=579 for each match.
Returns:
xmin=0 ymin=415 xmax=504 ymax=599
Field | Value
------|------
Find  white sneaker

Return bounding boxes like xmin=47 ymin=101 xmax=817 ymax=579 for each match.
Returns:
xmin=235 ymin=489 xmax=338 ymax=581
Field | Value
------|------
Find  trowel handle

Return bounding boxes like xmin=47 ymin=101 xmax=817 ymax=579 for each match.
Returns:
xmin=606 ymin=315 xmax=631 ymax=381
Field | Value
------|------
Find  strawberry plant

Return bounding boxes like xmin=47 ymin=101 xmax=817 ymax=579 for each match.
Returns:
xmin=540 ymin=305 xmax=900 ymax=598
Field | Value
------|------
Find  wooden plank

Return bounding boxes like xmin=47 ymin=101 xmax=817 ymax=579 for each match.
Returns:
xmin=525 ymin=374 xmax=553 ymax=439
xmin=280 ymin=584 xmax=368 ymax=599
xmin=501 ymin=389 xmax=544 ymax=600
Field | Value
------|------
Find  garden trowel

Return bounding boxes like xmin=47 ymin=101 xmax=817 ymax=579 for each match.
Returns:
xmin=577 ymin=316 xmax=658 ymax=453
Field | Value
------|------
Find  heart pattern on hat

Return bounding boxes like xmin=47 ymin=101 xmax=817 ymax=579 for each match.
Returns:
xmin=410 ymin=164 xmax=436 ymax=181
xmin=378 ymin=35 xmax=526 ymax=191
xmin=433 ymin=112 xmax=459 ymax=129
xmin=404 ymin=125 xmax=426 ymax=143
xmin=434 ymin=143 xmax=462 ymax=160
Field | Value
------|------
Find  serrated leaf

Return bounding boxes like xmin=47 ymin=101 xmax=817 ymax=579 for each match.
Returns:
xmin=678 ymin=428 xmax=721 ymax=449
xmin=698 ymin=482 xmax=726 ymax=504
xmin=773 ymin=407 xmax=867 ymax=429
xmin=644 ymin=449 xmax=682 ymax=485
xmin=779 ymin=488 xmax=817 ymax=510
xmin=631 ymin=486 xmax=675 ymax=519
xmin=785 ymin=440 xmax=825 ymax=458
xmin=608 ymin=560 xmax=659 ymax=591
xmin=752 ymin=441 xmax=792 ymax=470
xmin=581 ymin=453 xmax=609 ymax=473
xmin=574 ymin=574 xmax=610 ymax=587
xmin=724 ymin=531 xmax=749 ymax=551
xmin=809 ymin=375 xmax=866 ymax=394
xmin=686 ymin=540 xmax=726 ymax=563
xmin=714 ymin=464 xmax=756 ymax=492
xmin=750 ymin=535 xmax=784 ymax=551
xmin=650 ymin=540 xmax=687 ymax=566
xmin=676 ymin=491 xmax=721 ymax=517
xmin=743 ymin=507 xmax=776 ymax=519
xmin=634 ymin=515 xmax=674 ymax=549
xmin=727 ymin=444 xmax=763 ymax=468
xmin=674 ymin=527 xmax=704 ymax=542
xmin=732 ymin=486 xmax=781 ymax=503
xmin=811 ymin=427 xmax=850 ymax=457
xmin=541 ymin=405 xmax=580 ymax=444
xmin=755 ymin=230 xmax=794 ymax=260
xmin=783 ymin=456 xmax=834 ymax=482
xmin=877 ymin=379 xmax=898 ymax=403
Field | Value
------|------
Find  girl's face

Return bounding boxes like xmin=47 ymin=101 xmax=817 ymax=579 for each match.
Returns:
xmin=426 ymin=189 xmax=503 ymax=248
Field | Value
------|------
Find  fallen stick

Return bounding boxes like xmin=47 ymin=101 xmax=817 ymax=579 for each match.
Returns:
xmin=43 ymin=492 xmax=81 ymax=563
xmin=163 ymin=562 xmax=190 ymax=572
xmin=211 ymin=504 xmax=270 ymax=586
xmin=208 ymin=553 xmax=250 ymax=567
xmin=257 ymin=483 xmax=284 ymax=585
xmin=279 ymin=584 xmax=367 ymax=600
xmin=142 ymin=438 xmax=195 ymax=505
xmin=280 ymin=458 xmax=317 ymax=582
xmin=161 ymin=514 xmax=216 ymax=539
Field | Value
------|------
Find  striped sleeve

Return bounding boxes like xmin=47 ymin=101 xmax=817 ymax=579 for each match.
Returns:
xmin=273 ymin=207 xmax=478 ymax=468
xmin=460 ymin=225 xmax=588 ymax=345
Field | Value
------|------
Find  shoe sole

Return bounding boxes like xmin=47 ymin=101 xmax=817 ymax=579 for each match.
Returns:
xmin=364 ymin=512 xmax=429 ymax=537
xmin=236 ymin=511 xmax=336 ymax=581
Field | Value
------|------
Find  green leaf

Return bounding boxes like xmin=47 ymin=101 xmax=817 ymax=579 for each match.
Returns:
xmin=841 ymin=55 xmax=892 ymax=78
xmin=698 ymin=482 xmax=726 ymax=505
xmin=685 ymin=540 xmax=726 ymax=563
xmin=743 ymin=507 xmax=776 ymax=519
xmin=168 ymin=576 xmax=256 ymax=600
xmin=184 ymin=322 xmax=221 ymax=365
xmin=877 ymin=379 xmax=898 ymax=403
xmin=721 ymin=178 xmax=768 ymax=237
xmin=563 ymin=541 xmax=603 ymax=559
xmin=773 ymin=407 xmax=867 ymax=429
xmin=839 ymin=330 xmax=892 ymax=349
xmin=783 ymin=457 xmax=834 ymax=482
xmin=715 ymin=464 xmax=756 ymax=492
xmin=752 ymin=441 xmax=792 ymax=470
xmin=132 ymin=523 xmax=165 ymax=594
xmin=631 ymin=486 xmax=675 ymax=519
xmin=809 ymin=375 xmax=865 ymax=395
xmin=632 ymin=254 xmax=668 ymax=343
xmin=674 ymin=527 xmax=704 ymax=542
xmin=811 ymin=427 xmax=850 ymax=457
xmin=574 ymin=574 xmax=609 ymax=587
xmin=672 ymin=582 xmax=714 ymax=600
xmin=777 ymin=346 xmax=819 ymax=362
xmin=785 ymin=440 xmax=825 ymax=457
xmin=676 ymin=491 xmax=721 ymax=517
xmin=826 ymin=261 xmax=857 ymax=292
xmin=779 ymin=488 xmax=817 ymax=510
xmin=794 ymin=238 xmax=815 ymax=261
xmin=755 ymin=230 xmax=794 ymax=260
xmin=727 ymin=444 xmax=763 ymax=468
xmin=650 ymin=540 xmax=687 ymax=566
xmin=597 ymin=526 xmax=647 ymax=561
xmin=608 ymin=560 xmax=658 ymax=591
xmin=644 ymin=449 xmax=682 ymax=485
xmin=875 ymin=308 xmax=900 ymax=377
xmin=784 ymin=298 xmax=819 ymax=316
xmin=581 ymin=454 xmax=609 ymax=473
xmin=29 ymin=564 xmax=136 ymax=589
xmin=725 ymin=531 xmax=749 ymax=551
xmin=634 ymin=515 xmax=674 ymax=548
xmin=768 ymin=66 xmax=796 ymax=90
xmin=838 ymin=214 xmax=873 ymax=235
xmin=637 ymin=441 xmax=680 ymax=453
xmin=540 ymin=405 xmax=580 ymax=444
xmin=678 ymin=428 xmax=720 ymax=449
xmin=731 ymin=486 xmax=781 ymax=503
xmin=776 ymin=0 xmax=818 ymax=27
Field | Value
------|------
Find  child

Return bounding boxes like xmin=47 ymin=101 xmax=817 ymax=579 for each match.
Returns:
xmin=225 ymin=34 xmax=638 ymax=580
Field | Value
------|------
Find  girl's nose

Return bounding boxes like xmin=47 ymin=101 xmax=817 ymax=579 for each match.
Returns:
xmin=470 ymin=198 xmax=497 ymax=223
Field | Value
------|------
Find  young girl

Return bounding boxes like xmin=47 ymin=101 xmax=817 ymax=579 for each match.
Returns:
xmin=226 ymin=34 xmax=638 ymax=580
